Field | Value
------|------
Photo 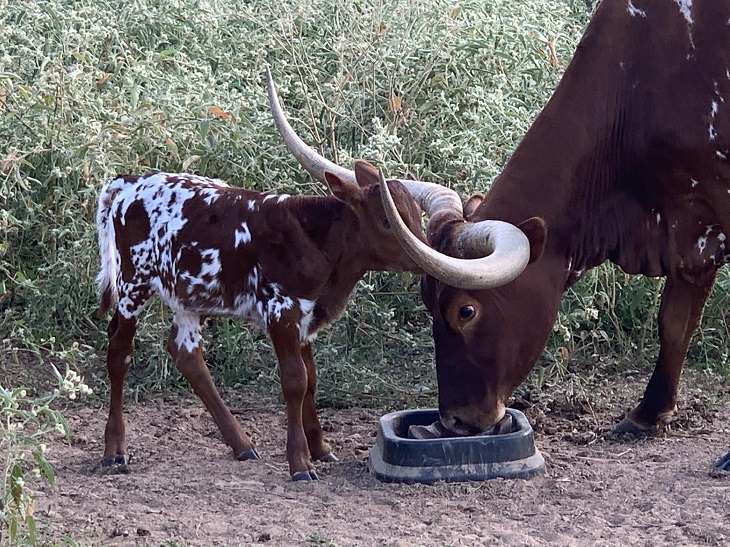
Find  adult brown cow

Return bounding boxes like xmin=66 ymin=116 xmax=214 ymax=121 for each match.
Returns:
xmin=271 ymin=0 xmax=730 ymax=474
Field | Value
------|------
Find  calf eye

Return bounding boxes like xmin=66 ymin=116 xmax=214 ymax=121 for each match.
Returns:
xmin=382 ymin=218 xmax=391 ymax=229
xmin=458 ymin=305 xmax=475 ymax=321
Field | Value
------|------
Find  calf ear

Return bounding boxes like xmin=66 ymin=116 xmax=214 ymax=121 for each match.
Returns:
xmin=353 ymin=160 xmax=380 ymax=189
xmin=518 ymin=217 xmax=547 ymax=264
xmin=324 ymin=171 xmax=363 ymax=205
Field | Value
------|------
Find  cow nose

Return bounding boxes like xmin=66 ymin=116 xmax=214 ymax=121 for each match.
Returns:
xmin=439 ymin=413 xmax=483 ymax=436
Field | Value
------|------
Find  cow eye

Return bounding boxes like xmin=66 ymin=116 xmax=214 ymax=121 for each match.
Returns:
xmin=458 ymin=305 xmax=475 ymax=321
xmin=382 ymin=218 xmax=391 ymax=229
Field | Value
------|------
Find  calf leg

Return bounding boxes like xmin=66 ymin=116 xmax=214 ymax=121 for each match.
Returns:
xmin=169 ymin=313 xmax=258 ymax=461
xmin=616 ymin=274 xmax=715 ymax=431
xmin=269 ymin=323 xmax=316 ymax=480
xmin=300 ymin=343 xmax=336 ymax=462
xmin=102 ymin=311 xmax=136 ymax=467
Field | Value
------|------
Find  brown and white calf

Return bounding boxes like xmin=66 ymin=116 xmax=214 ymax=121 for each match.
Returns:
xmin=95 ymin=161 xmax=430 ymax=480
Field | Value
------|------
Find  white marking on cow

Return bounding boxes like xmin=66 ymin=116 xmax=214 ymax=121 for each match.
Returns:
xmin=627 ymin=1 xmax=646 ymax=17
xmin=691 ymin=178 xmax=700 ymax=188
xmin=247 ymin=200 xmax=257 ymax=211
xmin=697 ymin=235 xmax=707 ymax=254
xmin=674 ymin=0 xmax=693 ymax=25
xmin=277 ymin=194 xmax=290 ymax=203
xmin=173 ymin=310 xmax=202 ymax=352
xmin=656 ymin=212 xmax=662 ymax=224
xmin=234 ymin=222 xmax=252 ymax=247
xmin=718 ymin=151 xmax=728 ymax=160
xmin=263 ymin=194 xmax=278 ymax=202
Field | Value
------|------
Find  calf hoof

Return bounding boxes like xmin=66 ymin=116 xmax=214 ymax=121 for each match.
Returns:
xmin=317 ymin=453 xmax=338 ymax=463
xmin=709 ymin=451 xmax=730 ymax=478
xmin=291 ymin=469 xmax=319 ymax=481
xmin=236 ymin=448 xmax=261 ymax=461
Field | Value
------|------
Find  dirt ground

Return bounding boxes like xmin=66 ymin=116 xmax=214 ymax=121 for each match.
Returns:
xmin=26 ymin=367 xmax=730 ymax=547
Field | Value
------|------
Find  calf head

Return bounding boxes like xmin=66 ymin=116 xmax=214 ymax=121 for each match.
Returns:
xmin=324 ymin=160 xmax=427 ymax=273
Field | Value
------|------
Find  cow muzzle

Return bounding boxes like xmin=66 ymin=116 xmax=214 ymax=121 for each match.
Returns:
xmin=439 ymin=403 xmax=508 ymax=436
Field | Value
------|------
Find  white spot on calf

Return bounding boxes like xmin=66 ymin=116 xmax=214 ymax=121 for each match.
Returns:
xmin=691 ymin=178 xmax=700 ymax=188
xmin=277 ymin=194 xmax=290 ymax=203
xmin=234 ymin=222 xmax=252 ymax=247
xmin=173 ymin=310 xmax=202 ymax=352
xmin=298 ymin=298 xmax=317 ymax=341
xmin=718 ymin=151 xmax=728 ymax=160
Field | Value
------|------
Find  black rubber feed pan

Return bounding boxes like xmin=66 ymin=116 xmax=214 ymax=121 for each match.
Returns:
xmin=369 ymin=408 xmax=544 ymax=484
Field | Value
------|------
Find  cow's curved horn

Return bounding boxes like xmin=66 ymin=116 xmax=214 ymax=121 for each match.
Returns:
xmin=266 ymin=67 xmax=355 ymax=185
xmin=266 ymin=67 xmax=464 ymax=217
xmin=379 ymin=171 xmax=531 ymax=289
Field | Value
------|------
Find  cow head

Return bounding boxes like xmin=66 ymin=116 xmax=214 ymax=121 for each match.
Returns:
xmin=381 ymin=179 xmax=560 ymax=435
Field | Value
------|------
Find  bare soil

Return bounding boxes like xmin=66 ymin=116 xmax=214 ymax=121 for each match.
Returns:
xmin=25 ymin=367 xmax=730 ymax=547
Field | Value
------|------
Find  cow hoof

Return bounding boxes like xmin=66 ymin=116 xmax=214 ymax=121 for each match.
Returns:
xmin=97 ymin=453 xmax=130 ymax=474
xmin=709 ymin=451 xmax=730 ymax=478
xmin=317 ymin=453 xmax=338 ymax=463
xmin=291 ymin=470 xmax=318 ymax=481
xmin=236 ymin=448 xmax=261 ymax=461
xmin=611 ymin=417 xmax=658 ymax=435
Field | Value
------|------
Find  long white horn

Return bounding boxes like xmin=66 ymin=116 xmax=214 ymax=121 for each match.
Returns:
xmin=266 ymin=67 xmax=355 ymax=185
xmin=379 ymin=171 xmax=531 ymax=289
xmin=266 ymin=68 xmax=465 ymax=217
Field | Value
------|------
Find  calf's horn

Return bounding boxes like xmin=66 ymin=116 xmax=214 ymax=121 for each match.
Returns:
xmin=265 ymin=68 xmax=464 ymax=217
xmin=379 ymin=171 xmax=531 ymax=289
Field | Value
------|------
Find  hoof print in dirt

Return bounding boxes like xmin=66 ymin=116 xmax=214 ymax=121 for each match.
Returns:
xmin=291 ymin=470 xmax=318 ymax=481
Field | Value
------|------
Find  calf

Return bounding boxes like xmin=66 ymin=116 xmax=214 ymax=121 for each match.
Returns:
xmin=95 ymin=161 xmax=426 ymax=480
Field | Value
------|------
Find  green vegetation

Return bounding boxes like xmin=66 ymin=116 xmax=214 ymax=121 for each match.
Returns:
xmin=2 ymin=0 xmax=730 ymax=540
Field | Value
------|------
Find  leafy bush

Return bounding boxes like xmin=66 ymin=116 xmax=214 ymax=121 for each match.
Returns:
xmin=1 ymin=0 xmax=727 ymax=414
xmin=1 ymin=363 xmax=92 ymax=545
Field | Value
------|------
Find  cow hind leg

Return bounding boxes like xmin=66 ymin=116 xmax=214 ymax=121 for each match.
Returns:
xmin=169 ymin=312 xmax=259 ymax=461
xmin=301 ymin=343 xmax=336 ymax=463
xmin=614 ymin=274 xmax=715 ymax=433
xmin=101 ymin=310 xmax=137 ymax=470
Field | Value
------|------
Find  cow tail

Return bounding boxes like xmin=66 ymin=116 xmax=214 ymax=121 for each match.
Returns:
xmin=95 ymin=176 xmax=129 ymax=316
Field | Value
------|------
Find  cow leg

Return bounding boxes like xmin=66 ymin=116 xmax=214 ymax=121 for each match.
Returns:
xmin=169 ymin=312 xmax=259 ymax=461
xmin=615 ymin=274 xmax=715 ymax=432
xmin=300 ymin=342 xmax=336 ymax=462
xmin=268 ymin=322 xmax=317 ymax=480
xmin=102 ymin=310 xmax=136 ymax=468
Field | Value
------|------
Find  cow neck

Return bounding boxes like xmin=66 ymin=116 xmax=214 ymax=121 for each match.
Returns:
xmin=283 ymin=194 xmax=369 ymax=328
xmin=475 ymin=1 xmax=689 ymax=285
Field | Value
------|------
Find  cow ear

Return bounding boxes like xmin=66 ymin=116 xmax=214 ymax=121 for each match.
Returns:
xmin=324 ymin=171 xmax=363 ymax=205
xmin=464 ymin=193 xmax=485 ymax=220
xmin=353 ymin=160 xmax=379 ymax=189
xmin=518 ymin=217 xmax=547 ymax=264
